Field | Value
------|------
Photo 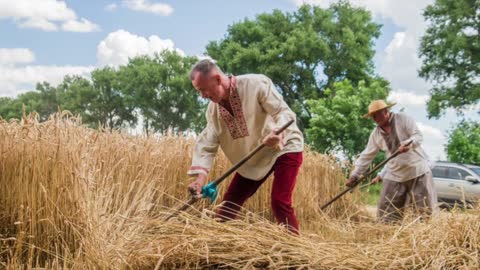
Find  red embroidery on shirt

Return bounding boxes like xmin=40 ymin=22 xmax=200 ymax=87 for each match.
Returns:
xmin=219 ymin=76 xmax=249 ymax=139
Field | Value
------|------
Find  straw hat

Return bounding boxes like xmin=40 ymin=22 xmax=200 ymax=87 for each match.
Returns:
xmin=363 ymin=100 xmax=396 ymax=118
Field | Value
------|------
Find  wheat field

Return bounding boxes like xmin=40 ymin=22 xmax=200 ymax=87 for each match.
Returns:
xmin=0 ymin=113 xmax=478 ymax=269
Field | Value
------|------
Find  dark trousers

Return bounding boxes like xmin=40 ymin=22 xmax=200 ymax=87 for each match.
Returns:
xmin=217 ymin=152 xmax=303 ymax=234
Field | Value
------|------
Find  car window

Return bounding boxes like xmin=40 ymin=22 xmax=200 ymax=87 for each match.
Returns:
xmin=432 ymin=166 xmax=448 ymax=178
xmin=447 ymin=168 xmax=472 ymax=181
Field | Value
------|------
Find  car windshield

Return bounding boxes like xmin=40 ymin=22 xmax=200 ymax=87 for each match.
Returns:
xmin=470 ymin=167 xmax=480 ymax=176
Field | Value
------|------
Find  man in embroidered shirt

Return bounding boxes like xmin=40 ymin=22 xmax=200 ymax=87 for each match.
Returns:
xmin=346 ymin=100 xmax=437 ymax=222
xmin=187 ymin=59 xmax=304 ymax=234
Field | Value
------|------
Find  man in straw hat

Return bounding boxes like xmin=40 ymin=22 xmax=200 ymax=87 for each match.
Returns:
xmin=187 ymin=59 xmax=304 ymax=234
xmin=346 ymin=100 xmax=437 ymax=222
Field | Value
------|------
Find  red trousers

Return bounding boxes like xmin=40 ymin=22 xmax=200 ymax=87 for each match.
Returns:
xmin=217 ymin=152 xmax=303 ymax=234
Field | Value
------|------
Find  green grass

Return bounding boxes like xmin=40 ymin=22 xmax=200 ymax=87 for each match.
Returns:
xmin=359 ymin=183 xmax=382 ymax=205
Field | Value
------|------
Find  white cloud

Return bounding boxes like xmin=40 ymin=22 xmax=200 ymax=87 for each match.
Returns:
xmin=0 ymin=47 xmax=94 ymax=97
xmin=123 ymin=0 xmax=173 ymax=16
xmin=417 ymin=122 xmax=446 ymax=160
xmin=388 ymin=90 xmax=428 ymax=106
xmin=0 ymin=0 xmax=76 ymax=21
xmin=19 ymin=17 xmax=58 ymax=31
xmin=417 ymin=122 xmax=444 ymax=140
xmin=379 ymin=31 xmax=431 ymax=95
xmin=62 ymin=18 xmax=100 ymax=32
xmin=0 ymin=65 xmax=94 ymax=97
xmin=96 ymin=30 xmax=184 ymax=66
xmin=0 ymin=48 xmax=35 ymax=66
xmin=105 ymin=3 xmax=118 ymax=11
xmin=384 ymin=32 xmax=415 ymax=54
xmin=0 ymin=0 xmax=99 ymax=32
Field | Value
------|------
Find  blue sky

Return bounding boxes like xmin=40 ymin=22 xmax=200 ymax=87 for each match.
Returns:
xmin=0 ymin=0 xmax=478 ymax=160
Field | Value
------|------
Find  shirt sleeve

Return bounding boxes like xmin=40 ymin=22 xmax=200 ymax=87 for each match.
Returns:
xmin=350 ymin=131 xmax=381 ymax=178
xmin=400 ymin=113 xmax=423 ymax=149
xmin=377 ymin=165 xmax=387 ymax=179
xmin=187 ymin=105 xmax=220 ymax=176
xmin=257 ymin=75 xmax=296 ymax=127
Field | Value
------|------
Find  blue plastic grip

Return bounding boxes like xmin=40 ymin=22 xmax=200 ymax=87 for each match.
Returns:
xmin=201 ymin=182 xmax=218 ymax=203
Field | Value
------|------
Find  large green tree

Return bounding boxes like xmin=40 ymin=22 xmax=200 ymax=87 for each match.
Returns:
xmin=206 ymin=2 xmax=381 ymax=130
xmin=151 ymin=52 xmax=206 ymax=132
xmin=34 ymin=82 xmax=61 ymax=120
xmin=56 ymin=69 xmax=136 ymax=130
xmin=446 ymin=120 xmax=480 ymax=165
xmin=57 ymin=76 xmax=97 ymax=125
xmin=306 ymin=78 xmax=390 ymax=160
xmin=419 ymin=0 xmax=480 ymax=118
xmin=118 ymin=51 xmax=205 ymax=133
xmin=90 ymin=67 xmax=136 ymax=129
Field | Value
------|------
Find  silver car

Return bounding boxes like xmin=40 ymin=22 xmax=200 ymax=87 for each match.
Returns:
xmin=432 ymin=161 xmax=480 ymax=206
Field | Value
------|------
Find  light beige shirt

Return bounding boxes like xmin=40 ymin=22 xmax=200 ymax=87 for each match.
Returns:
xmin=188 ymin=74 xmax=304 ymax=180
xmin=350 ymin=113 xmax=430 ymax=182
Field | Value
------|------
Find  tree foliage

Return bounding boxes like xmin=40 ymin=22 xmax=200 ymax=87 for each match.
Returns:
xmin=117 ymin=51 xmax=205 ymax=133
xmin=0 ymin=97 xmax=24 ymax=120
xmin=56 ymin=70 xmax=136 ymax=130
xmin=306 ymin=78 xmax=390 ymax=160
xmin=419 ymin=0 xmax=480 ymax=118
xmin=0 ymin=83 xmax=59 ymax=121
xmin=206 ymin=1 xmax=381 ymax=130
xmin=33 ymin=82 xmax=61 ymax=120
xmin=446 ymin=120 xmax=480 ymax=165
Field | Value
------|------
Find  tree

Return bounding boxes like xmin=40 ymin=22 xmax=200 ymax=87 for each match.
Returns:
xmin=118 ymin=51 xmax=206 ymax=133
xmin=206 ymin=2 xmax=381 ymax=130
xmin=57 ymin=76 xmax=97 ymax=125
xmin=90 ymin=67 xmax=136 ymax=129
xmin=34 ymin=82 xmax=61 ymax=120
xmin=0 ymin=83 xmax=60 ymax=121
xmin=150 ymin=51 xmax=206 ymax=132
xmin=446 ymin=120 xmax=480 ymax=165
xmin=419 ymin=0 xmax=480 ymax=118
xmin=306 ymin=78 xmax=390 ymax=160
xmin=0 ymin=97 xmax=23 ymax=120
xmin=56 ymin=70 xmax=136 ymax=130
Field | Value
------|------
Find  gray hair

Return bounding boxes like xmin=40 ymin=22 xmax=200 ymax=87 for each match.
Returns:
xmin=189 ymin=58 xmax=222 ymax=80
